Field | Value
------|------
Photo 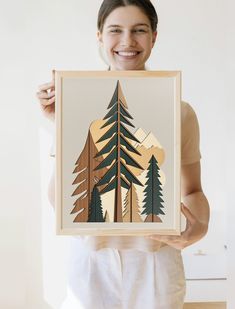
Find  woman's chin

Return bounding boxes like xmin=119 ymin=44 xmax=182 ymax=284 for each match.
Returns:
xmin=111 ymin=62 xmax=144 ymax=71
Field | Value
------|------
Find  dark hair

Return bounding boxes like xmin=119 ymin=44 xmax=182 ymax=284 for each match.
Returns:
xmin=97 ymin=0 xmax=158 ymax=33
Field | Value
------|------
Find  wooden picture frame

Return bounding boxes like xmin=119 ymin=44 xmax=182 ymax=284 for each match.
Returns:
xmin=55 ymin=71 xmax=181 ymax=236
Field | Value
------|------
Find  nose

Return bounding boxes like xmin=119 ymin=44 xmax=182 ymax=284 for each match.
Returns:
xmin=120 ymin=30 xmax=136 ymax=47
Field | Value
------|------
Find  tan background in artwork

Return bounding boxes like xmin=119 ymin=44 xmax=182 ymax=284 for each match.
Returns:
xmin=61 ymin=75 xmax=177 ymax=230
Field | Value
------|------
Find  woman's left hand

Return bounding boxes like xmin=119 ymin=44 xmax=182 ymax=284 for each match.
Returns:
xmin=147 ymin=203 xmax=208 ymax=250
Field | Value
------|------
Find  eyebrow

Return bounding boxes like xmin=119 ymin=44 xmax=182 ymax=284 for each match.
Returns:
xmin=107 ymin=23 xmax=150 ymax=28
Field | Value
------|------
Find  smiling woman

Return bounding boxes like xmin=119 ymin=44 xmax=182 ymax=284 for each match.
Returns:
xmin=36 ymin=0 xmax=210 ymax=308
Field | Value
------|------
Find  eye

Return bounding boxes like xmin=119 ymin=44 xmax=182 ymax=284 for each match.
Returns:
xmin=133 ymin=28 xmax=147 ymax=33
xmin=110 ymin=28 xmax=122 ymax=33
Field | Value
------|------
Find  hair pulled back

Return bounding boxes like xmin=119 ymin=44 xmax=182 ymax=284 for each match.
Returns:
xmin=97 ymin=0 xmax=158 ymax=33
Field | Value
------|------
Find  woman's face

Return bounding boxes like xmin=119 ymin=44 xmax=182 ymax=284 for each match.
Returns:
xmin=97 ymin=5 xmax=157 ymax=71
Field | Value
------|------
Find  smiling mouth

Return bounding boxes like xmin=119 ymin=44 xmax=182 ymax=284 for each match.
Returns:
xmin=114 ymin=51 xmax=141 ymax=57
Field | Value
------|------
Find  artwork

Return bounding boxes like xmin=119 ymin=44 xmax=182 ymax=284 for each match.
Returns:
xmin=55 ymin=71 xmax=181 ymax=235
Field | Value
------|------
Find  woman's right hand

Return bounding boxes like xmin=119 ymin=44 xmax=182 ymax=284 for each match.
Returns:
xmin=36 ymin=72 xmax=55 ymax=121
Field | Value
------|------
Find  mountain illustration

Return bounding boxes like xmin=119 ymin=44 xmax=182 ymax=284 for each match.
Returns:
xmin=133 ymin=128 xmax=163 ymax=149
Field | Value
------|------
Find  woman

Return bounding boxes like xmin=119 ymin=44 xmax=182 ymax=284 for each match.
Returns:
xmin=36 ymin=1 xmax=210 ymax=308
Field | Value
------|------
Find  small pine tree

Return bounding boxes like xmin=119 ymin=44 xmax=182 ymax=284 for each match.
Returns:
xmin=123 ymin=183 xmax=142 ymax=222
xmin=104 ymin=210 xmax=110 ymax=222
xmin=141 ymin=155 xmax=165 ymax=222
xmin=87 ymin=185 xmax=105 ymax=222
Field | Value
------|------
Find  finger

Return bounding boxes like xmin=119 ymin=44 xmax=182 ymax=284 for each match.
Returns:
xmin=148 ymin=235 xmax=181 ymax=243
xmin=48 ymin=96 xmax=55 ymax=104
xmin=40 ymin=97 xmax=55 ymax=106
xmin=181 ymin=204 xmax=196 ymax=224
xmin=37 ymin=90 xmax=55 ymax=100
xmin=149 ymin=235 xmax=187 ymax=249
xmin=40 ymin=99 xmax=51 ymax=107
xmin=161 ymin=240 xmax=187 ymax=250
xmin=38 ymin=81 xmax=55 ymax=92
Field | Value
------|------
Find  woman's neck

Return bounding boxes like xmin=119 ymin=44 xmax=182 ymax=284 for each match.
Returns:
xmin=109 ymin=66 xmax=147 ymax=71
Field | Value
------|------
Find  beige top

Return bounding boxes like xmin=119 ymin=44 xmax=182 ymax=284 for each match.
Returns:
xmin=50 ymin=101 xmax=201 ymax=252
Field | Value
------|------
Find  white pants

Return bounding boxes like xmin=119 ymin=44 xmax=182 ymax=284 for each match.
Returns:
xmin=60 ymin=239 xmax=186 ymax=309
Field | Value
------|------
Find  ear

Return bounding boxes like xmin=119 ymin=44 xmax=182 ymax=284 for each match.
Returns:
xmin=152 ymin=31 xmax=158 ymax=47
xmin=97 ymin=31 xmax=103 ymax=44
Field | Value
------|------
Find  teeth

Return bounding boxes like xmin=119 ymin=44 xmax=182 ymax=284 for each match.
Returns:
xmin=117 ymin=51 xmax=138 ymax=56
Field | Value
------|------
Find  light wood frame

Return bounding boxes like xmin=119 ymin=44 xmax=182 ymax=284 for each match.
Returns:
xmin=55 ymin=71 xmax=181 ymax=236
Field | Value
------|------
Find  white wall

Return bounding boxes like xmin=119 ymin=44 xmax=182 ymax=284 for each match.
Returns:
xmin=1 ymin=0 xmax=233 ymax=308
xmin=225 ymin=1 xmax=235 ymax=308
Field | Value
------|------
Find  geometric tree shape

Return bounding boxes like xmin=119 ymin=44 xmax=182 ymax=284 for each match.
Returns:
xmin=141 ymin=155 xmax=165 ymax=222
xmin=71 ymin=129 xmax=107 ymax=222
xmin=123 ymin=182 xmax=143 ymax=222
xmin=87 ymin=185 xmax=105 ymax=222
xmin=95 ymin=81 xmax=144 ymax=222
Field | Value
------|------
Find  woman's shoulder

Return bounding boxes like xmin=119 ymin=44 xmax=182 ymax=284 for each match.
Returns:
xmin=181 ymin=101 xmax=201 ymax=164
xmin=181 ymin=101 xmax=198 ymax=123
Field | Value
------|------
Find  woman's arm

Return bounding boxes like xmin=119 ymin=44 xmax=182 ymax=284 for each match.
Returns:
xmin=148 ymin=161 xmax=210 ymax=250
xmin=180 ymin=161 xmax=210 ymax=245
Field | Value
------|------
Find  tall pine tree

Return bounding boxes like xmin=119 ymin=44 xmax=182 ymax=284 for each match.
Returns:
xmin=95 ymin=81 xmax=144 ymax=222
xmin=141 ymin=155 xmax=165 ymax=222
xmin=71 ymin=130 xmax=107 ymax=222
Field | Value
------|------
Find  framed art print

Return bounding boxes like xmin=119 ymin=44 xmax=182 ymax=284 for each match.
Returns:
xmin=55 ymin=71 xmax=181 ymax=236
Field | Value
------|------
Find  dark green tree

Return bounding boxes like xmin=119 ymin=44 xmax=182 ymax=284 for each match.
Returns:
xmin=94 ymin=80 xmax=144 ymax=222
xmin=141 ymin=155 xmax=165 ymax=222
xmin=87 ymin=185 xmax=105 ymax=222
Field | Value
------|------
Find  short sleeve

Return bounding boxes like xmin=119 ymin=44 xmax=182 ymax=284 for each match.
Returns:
xmin=181 ymin=102 xmax=201 ymax=165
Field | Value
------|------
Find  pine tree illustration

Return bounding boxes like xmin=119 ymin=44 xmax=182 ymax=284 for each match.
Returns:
xmin=71 ymin=130 xmax=107 ymax=222
xmin=87 ymin=185 xmax=105 ymax=222
xmin=123 ymin=183 xmax=143 ymax=222
xmin=94 ymin=81 xmax=144 ymax=222
xmin=104 ymin=210 xmax=110 ymax=222
xmin=141 ymin=155 xmax=165 ymax=222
